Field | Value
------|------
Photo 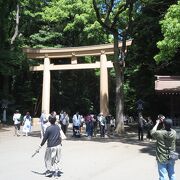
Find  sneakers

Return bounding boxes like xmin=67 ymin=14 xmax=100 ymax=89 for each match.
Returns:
xmin=54 ymin=171 xmax=62 ymax=178
xmin=45 ymin=170 xmax=53 ymax=177
xmin=44 ymin=170 xmax=62 ymax=178
xmin=54 ymin=172 xmax=58 ymax=179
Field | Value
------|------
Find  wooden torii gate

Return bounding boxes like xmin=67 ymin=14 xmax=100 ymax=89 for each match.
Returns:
xmin=23 ymin=40 xmax=131 ymax=115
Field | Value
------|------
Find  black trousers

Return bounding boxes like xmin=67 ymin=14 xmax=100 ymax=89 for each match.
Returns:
xmin=138 ymin=127 xmax=144 ymax=140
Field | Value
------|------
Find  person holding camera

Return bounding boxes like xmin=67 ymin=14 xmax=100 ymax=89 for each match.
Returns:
xmin=151 ymin=117 xmax=177 ymax=180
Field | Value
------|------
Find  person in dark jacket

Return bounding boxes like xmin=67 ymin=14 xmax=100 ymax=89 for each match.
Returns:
xmin=40 ymin=115 xmax=62 ymax=178
xmin=138 ymin=114 xmax=147 ymax=141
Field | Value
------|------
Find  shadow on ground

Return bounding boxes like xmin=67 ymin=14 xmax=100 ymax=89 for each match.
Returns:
xmin=0 ymin=124 xmax=12 ymax=132
xmin=25 ymin=123 xmax=180 ymax=158
xmin=29 ymin=131 xmax=41 ymax=138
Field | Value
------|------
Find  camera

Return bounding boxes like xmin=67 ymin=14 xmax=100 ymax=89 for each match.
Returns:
xmin=158 ymin=114 xmax=165 ymax=123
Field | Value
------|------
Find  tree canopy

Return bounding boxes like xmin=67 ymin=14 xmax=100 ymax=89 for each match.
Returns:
xmin=0 ymin=0 xmax=179 ymax=124
xmin=155 ymin=1 xmax=180 ymax=62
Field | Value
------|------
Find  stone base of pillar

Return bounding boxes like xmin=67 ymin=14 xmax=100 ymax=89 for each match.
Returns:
xmin=32 ymin=118 xmax=40 ymax=126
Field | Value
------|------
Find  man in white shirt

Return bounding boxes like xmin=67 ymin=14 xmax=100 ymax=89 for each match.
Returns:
xmin=72 ymin=112 xmax=81 ymax=137
xmin=13 ymin=110 xmax=21 ymax=136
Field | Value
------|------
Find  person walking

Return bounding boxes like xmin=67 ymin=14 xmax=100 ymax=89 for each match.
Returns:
xmin=40 ymin=115 xmax=62 ymax=178
xmin=151 ymin=118 xmax=177 ymax=180
xmin=13 ymin=110 xmax=22 ymax=136
xmin=22 ymin=112 xmax=32 ymax=136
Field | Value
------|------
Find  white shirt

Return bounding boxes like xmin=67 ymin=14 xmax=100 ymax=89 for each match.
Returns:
xmin=40 ymin=113 xmax=47 ymax=124
xmin=13 ymin=113 xmax=21 ymax=125
xmin=72 ymin=114 xmax=81 ymax=126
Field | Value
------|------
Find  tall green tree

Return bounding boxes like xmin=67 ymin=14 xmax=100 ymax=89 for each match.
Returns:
xmin=155 ymin=1 xmax=180 ymax=62
xmin=93 ymin=0 xmax=138 ymax=133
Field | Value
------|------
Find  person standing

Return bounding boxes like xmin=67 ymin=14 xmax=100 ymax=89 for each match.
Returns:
xmin=110 ymin=116 xmax=116 ymax=134
xmin=151 ymin=118 xmax=177 ymax=180
xmin=138 ymin=114 xmax=147 ymax=141
xmin=39 ymin=111 xmax=48 ymax=138
xmin=105 ymin=114 xmax=111 ymax=135
xmin=13 ymin=110 xmax=21 ymax=136
xmin=92 ymin=114 xmax=98 ymax=137
xmin=146 ymin=116 xmax=154 ymax=141
xmin=61 ymin=112 xmax=69 ymax=135
xmin=72 ymin=112 xmax=81 ymax=137
xmin=40 ymin=115 xmax=62 ymax=178
xmin=85 ymin=113 xmax=94 ymax=139
xmin=98 ymin=113 xmax=106 ymax=137
xmin=59 ymin=110 xmax=64 ymax=125
xmin=22 ymin=112 xmax=32 ymax=136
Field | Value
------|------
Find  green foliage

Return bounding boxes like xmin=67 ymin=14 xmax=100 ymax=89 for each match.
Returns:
xmin=155 ymin=1 xmax=180 ymax=62
xmin=125 ymin=0 xmax=177 ymax=117
xmin=1 ymin=0 xmax=179 ymax=119
xmin=0 ymin=50 xmax=25 ymax=75
xmin=40 ymin=0 xmax=108 ymax=46
xmin=29 ymin=29 xmax=62 ymax=48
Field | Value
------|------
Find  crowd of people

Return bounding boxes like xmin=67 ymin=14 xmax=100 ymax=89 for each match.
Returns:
xmin=12 ymin=109 xmax=178 ymax=179
xmin=13 ymin=109 xmax=117 ymax=139
xmin=39 ymin=110 xmax=116 ymax=139
xmin=71 ymin=111 xmax=116 ymax=139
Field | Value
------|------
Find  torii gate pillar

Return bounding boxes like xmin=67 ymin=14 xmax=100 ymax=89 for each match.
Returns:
xmin=100 ymin=51 xmax=109 ymax=116
xmin=42 ymin=56 xmax=50 ymax=115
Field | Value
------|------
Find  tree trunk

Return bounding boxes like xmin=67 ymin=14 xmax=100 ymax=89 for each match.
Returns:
xmin=114 ymin=61 xmax=124 ymax=134
xmin=113 ymin=33 xmax=125 ymax=134
xmin=11 ymin=4 xmax=19 ymax=45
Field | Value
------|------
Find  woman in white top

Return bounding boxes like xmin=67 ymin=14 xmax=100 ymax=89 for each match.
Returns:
xmin=22 ymin=112 xmax=32 ymax=136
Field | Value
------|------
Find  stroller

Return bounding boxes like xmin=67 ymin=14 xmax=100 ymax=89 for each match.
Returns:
xmin=73 ymin=126 xmax=81 ymax=137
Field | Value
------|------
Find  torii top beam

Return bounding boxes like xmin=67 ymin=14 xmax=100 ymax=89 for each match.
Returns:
xmin=23 ymin=40 xmax=132 ymax=59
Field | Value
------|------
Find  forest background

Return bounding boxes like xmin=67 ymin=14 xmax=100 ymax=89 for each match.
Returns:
xmin=0 ymin=0 xmax=179 ymax=124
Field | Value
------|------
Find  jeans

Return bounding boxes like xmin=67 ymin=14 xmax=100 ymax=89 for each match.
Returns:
xmin=86 ymin=122 xmax=93 ymax=137
xmin=157 ymin=160 xmax=175 ymax=180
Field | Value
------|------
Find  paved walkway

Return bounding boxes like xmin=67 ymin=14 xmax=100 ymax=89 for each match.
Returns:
xmin=0 ymin=124 xmax=180 ymax=180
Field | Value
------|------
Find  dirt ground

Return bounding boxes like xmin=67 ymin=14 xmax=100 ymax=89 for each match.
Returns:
xmin=0 ymin=124 xmax=180 ymax=180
